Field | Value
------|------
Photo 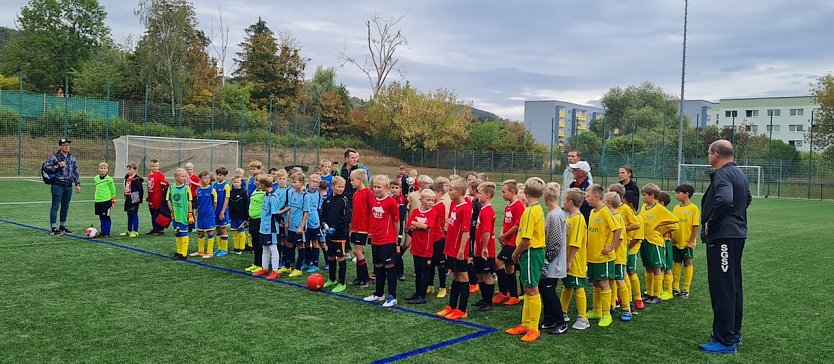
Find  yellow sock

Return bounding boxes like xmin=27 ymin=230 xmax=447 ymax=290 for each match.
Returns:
xmin=521 ymin=296 xmax=531 ymax=328
xmin=619 ymin=281 xmax=632 ymax=311
xmin=198 ymin=235 xmax=206 ymax=253
xmin=663 ymin=273 xmax=673 ymax=295
xmin=527 ymin=294 xmax=542 ymax=331
xmin=231 ymin=231 xmax=238 ymax=250
xmin=684 ymin=265 xmax=694 ymax=292
xmin=645 ymin=272 xmax=654 ymax=296
xmin=672 ymin=262 xmax=682 ymax=292
xmin=174 ymin=237 xmax=182 ymax=256
xmin=653 ymin=272 xmax=663 ymax=298
xmin=610 ymin=281 xmax=618 ymax=309
xmin=235 ymin=231 xmax=243 ymax=250
xmin=206 ymin=235 xmax=215 ymax=254
xmin=219 ymin=234 xmax=229 ymax=251
xmin=560 ymin=287 xmax=574 ymax=313
xmin=576 ymin=288 xmax=587 ymax=318
xmin=246 ymin=232 xmax=252 ymax=247
xmin=600 ymin=289 xmax=612 ymax=318
xmin=593 ymin=287 xmax=601 ymax=315
xmin=629 ymin=274 xmax=642 ymax=301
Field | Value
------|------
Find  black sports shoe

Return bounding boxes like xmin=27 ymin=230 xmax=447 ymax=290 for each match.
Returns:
xmin=146 ymin=230 xmax=156 ymax=235
xmin=540 ymin=321 xmax=557 ymax=330
xmin=475 ymin=304 xmax=493 ymax=312
xmin=50 ymin=228 xmax=63 ymax=236
xmin=549 ymin=323 xmax=568 ymax=335
xmin=169 ymin=253 xmax=182 ymax=260
xmin=472 ymin=300 xmax=486 ymax=308
xmin=404 ymin=294 xmax=419 ymax=301
xmin=349 ymin=278 xmax=363 ymax=286
xmin=59 ymin=226 xmax=73 ymax=234
xmin=645 ymin=296 xmax=661 ymax=304
xmin=398 ymin=274 xmax=406 ymax=281
xmin=407 ymin=297 xmax=427 ymax=304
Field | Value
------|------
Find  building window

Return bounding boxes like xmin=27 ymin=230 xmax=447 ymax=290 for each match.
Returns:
xmin=766 ymin=125 xmax=781 ymax=132
xmin=725 ymin=110 xmax=738 ymax=117
xmin=789 ymin=108 xmax=804 ymax=116
xmin=767 ymin=109 xmax=781 ymax=117
xmin=789 ymin=140 xmax=803 ymax=148
xmin=789 ymin=124 xmax=805 ymax=132
xmin=744 ymin=124 xmax=758 ymax=133
xmin=745 ymin=110 xmax=759 ymax=117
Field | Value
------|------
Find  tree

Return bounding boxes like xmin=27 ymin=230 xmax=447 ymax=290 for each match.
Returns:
xmin=300 ymin=66 xmax=351 ymax=134
xmin=809 ymin=73 xmax=834 ymax=150
xmin=0 ymin=26 xmax=18 ymax=52
xmin=338 ymin=14 xmax=407 ymax=98
xmin=0 ymin=0 xmax=110 ymax=92
xmin=469 ymin=120 xmax=501 ymax=150
xmin=208 ymin=4 xmax=230 ymax=85
xmin=183 ymin=30 xmax=221 ymax=106
xmin=71 ymin=43 xmax=130 ymax=98
xmin=600 ymin=81 xmax=679 ymax=134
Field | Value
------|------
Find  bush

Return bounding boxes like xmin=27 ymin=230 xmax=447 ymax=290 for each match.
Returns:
xmin=0 ymin=107 xmax=21 ymax=135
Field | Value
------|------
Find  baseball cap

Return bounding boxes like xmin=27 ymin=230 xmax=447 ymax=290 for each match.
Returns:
xmin=58 ymin=138 xmax=72 ymax=145
xmin=568 ymin=161 xmax=591 ymax=173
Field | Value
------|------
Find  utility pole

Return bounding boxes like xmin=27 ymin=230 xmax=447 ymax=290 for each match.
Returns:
xmin=677 ymin=0 xmax=689 ymax=185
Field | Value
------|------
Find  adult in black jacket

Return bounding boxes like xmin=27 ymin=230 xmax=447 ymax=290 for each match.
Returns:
xmin=618 ymin=166 xmax=640 ymax=210
xmin=699 ymin=140 xmax=752 ymax=354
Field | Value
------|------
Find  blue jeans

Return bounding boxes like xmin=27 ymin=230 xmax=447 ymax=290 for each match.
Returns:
xmin=50 ymin=184 xmax=73 ymax=227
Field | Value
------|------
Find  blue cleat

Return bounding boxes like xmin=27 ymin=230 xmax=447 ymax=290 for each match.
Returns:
xmin=214 ymin=250 xmax=228 ymax=257
xmin=307 ymin=265 xmax=320 ymax=273
xmin=300 ymin=264 xmax=310 ymax=271
xmin=699 ymin=340 xmax=737 ymax=354
xmin=620 ymin=311 xmax=632 ymax=321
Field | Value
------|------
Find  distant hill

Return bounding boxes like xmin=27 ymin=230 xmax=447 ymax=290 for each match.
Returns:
xmin=0 ymin=26 xmax=17 ymax=53
xmin=469 ymin=106 xmax=508 ymax=122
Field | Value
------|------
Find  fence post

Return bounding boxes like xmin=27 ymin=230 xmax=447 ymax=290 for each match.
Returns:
xmin=267 ymin=99 xmax=273 ymax=170
xmin=239 ymin=97 xmax=245 ymax=167
xmin=453 ymin=149 xmax=457 ymax=172
xmin=471 ymin=149 xmax=475 ymax=171
xmin=436 ymin=149 xmax=440 ymax=169
xmin=600 ymin=114 xmax=608 ymax=186
xmin=63 ymin=76 xmax=69 ymax=137
xmin=293 ymin=113 xmax=298 ymax=166
xmin=316 ymin=109 xmax=321 ymax=168
xmin=178 ymin=89 xmax=184 ymax=164
xmin=142 ymin=86 xmax=148 ymax=175
xmin=550 ymin=117 xmax=555 ymax=183
xmin=211 ymin=94 xmax=216 ymax=169
xmin=766 ymin=113 xmax=773 ymax=197
xmin=17 ymin=71 xmax=23 ymax=176
xmin=104 ymin=82 xmax=111 ymax=164
xmin=777 ymin=159 xmax=782 ymax=198
xmin=808 ymin=111 xmax=814 ymax=199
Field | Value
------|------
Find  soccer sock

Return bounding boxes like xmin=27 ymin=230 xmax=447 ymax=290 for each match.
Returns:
xmin=374 ymin=266 xmax=386 ymax=297
xmin=479 ymin=282 xmax=489 ymax=303
xmin=438 ymin=268 xmax=447 ymax=289
xmin=600 ymin=290 xmax=612 ymax=318
xmin=459 ymin=280 xmax=470 ymax=312
xmin=198 ymin=235 xmax=206 ymax=253
xmin=284 ymin=246 xmax=295 ymax=268
xmin=310 ymin=247 xmax=320 ymax=267
xmin=496 ymin=271 xmax=507 ymax=295
xmin=521 ymin=294 xmax=531 ymax=328
xmin=386 ymin=266 xmax=397 ymax=299
xmin=295 ymin=247 xmax=307 ymax=268
xmin=174 ymin=236 xmax=182 ymax=255
xmin=338 ymin=260 xmax=347 ymax=284
xmin=449 ymin=281 xmax=461 ymax=309
xmin=610 ymin=281 xmax=618 ymax=309
xmin=673 ymin=262 xmax=683 ymax=292
xmin=231 ymin=231 xmax=239 ymax=250
xmin=527 ymin=294 xmax=542 ymax=330
xmin=593 ymin=287 xmax=601 ymax=316
xmin=653 ymin=272 xmax=663 ymax=298
xmin=219 ymin=234 xmax=229 ymax=251
xmin=328 ymin=260 xmax=337 ymax=281
xmin=206 ymin=232 xmax=215 ymax=254
xmin=663 ymin=273 xmax=672 ymax=295
xmin=560 ymin=287 xmax=574 ymax=313
xmin=508 ymin=273 xmax=518 ymax=297
xmin=575 ymin=288 xmax=587 ymax=318
xmin=645 ymin=272 xmax=654 ymax=297
xmin=684 ymin=265 xmax=694 ymax=292
xmin=619 ymin=281 xmax=632 ymax=312
xmin=269 ymin=244 xmax=280 ymax=271
xmin=358 ymin=259 xmax=369 ymax=282
xmin=261 ymin=245 xmax=271 ymax=270
xmin=246 ymin=231 xmax=252 ymax=247
xmin=630 ymin=274 xmax=642 ymax=301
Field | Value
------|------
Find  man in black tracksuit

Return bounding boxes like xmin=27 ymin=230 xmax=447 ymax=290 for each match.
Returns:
xmin=699 ymin=140 xmax=752 ymax=354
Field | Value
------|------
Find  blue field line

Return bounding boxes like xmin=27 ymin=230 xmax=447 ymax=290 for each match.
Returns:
xmin=0 ymin=218 xmax=498 ymax=362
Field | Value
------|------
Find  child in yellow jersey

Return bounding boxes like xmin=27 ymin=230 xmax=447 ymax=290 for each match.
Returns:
xmin=505 ymin=177 xmax=546 ymax=342
xmin=584 ymin=184 xmax=623 ymax=327
xmin=658 ymin=192 xmax=677 ymax=300
xmin=560 ymin=188 xmax=590 ymax=330
xmin=672 ymin=184 xmax=700 ymax=299
xmin=630 ymin=213 xmax=646 ymax=308
xmin=638 ymin=184 xmax=678 ymax=304
xmin=607 ymin=184 xmax=641 ymax=311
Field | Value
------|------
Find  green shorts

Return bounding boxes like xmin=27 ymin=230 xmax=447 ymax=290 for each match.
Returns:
xmin=626 ymin=253 xmax=639 ymax=273
xmin=673 ymin=246 xmax=694 ymax=262
xmin=640 ymin=242 xmax=666 ymax=269
xmin=564 ymin=275 xmax=588 ymax=288
xmin=614 ymin=264 xmax=626 ymax=281
xmin=588 ymin=261 xmax=615 ymax=281
xmin=519 ymin=248 xmax=545 ymax=287
xmin=664 ymin=240 xmax=674 ymax=270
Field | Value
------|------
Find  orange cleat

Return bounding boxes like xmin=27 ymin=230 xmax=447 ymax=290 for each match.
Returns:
xmin=252 ymin=268 xmax=269 ymax=277
xmin=492 ymin=292 xmax=508 ymax=305
xmin=520 ymin=329 xmax=541 ymax=342
xmin=505 ymin=324 xmax=528 ymax=335
xmin=469 ymin=284 xmax=479 ymax=294
xmin=635 ymin=299 xmax=645 ymax=310
xmin=265 ymin=271 xmax=281 ymax=280
xmin=504 ymin=296 xmax=521 ymax=306
xmin=444 ymin=309 xmax=468 ymax=320
xmin=436 ymin=306 xmax=454 ymax=317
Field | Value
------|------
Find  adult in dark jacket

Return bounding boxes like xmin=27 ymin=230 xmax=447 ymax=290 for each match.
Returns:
xmin=568 ymin=161 xmax=592 ymax=224
xmin=123 ymin=166 xmax=145 ymax=236
xmin=44 ymin=138 xmax=81 ymax=236
xmin=618 ymin=166 xmax=640 ymax=210
xmin=337 ymin=148 xmax=371 ymax=206
xmin=699 ymin=140 xmax=752 ymax=354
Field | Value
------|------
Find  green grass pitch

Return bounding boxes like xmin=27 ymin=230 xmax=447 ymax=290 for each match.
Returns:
xmin=1 ymin=178 xmax=833 ymax=363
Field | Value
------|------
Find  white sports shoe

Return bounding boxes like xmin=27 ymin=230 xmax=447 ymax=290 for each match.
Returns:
xmin=572 ymin=317 xmax=590 ymax=330
xmin=382 ymin=295 xmax=397 ymax=307
xmin=363 ymin=294 xmax=385 ymax=302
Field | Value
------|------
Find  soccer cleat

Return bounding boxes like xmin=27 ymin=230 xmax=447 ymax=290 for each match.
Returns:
xmin=635 ymin=299 xmax=645 ymax=310
xmin=202 ymin=253 xmax=213 ymax=259
xmin=520 ymin=330 xmax=541 ymax=342
xmin=563 ymin=313 xmax=571 ymax=322
xmin=266 ymin=271 xmax=281 ymax=280
xmin=407 ymin=297 xmax=427 ymax=305
xmin=505 ymin=324 xmax=528 ymax=336
xmin=363 ymin=294 xmax=385 ymax=302
xmin=288 ymin=269 xmax=303 ymax=277
xmin=679 ymin=291 xmax=690 ymax=299
xmin=307 ymin=266 xmax=319 ymax=273
xmin=491 ymin=292 xmax=508 ymax=305
xmin=475 ymin=304 xmax=493 ymax=312
xmin=331 ymin=284 xmax=347 ymax=293
xmin=175 ymin=255 xmax=187 ymax=261
xmin=323 ymin=280 xmax=337 ymax=288
xmin=151 ymin=231 xmax=163 ymax=236
xmin=300 ymin=264 xmax=310 ymax=271
xmin=540 ymin=322 xmax=557 ymax=330
xmin=278 ymin=266 xmax=292 ymax=274
xmin=621 ymin=311 xmax=633 ymax=321
xmin=349 ymin=278 xmax=363 ymax=286
xmin=586 ymin=311 xmax=601 ymax=320
xmin=549 ymin=323 xmax=568 ymax=335
xmin=169 ymin=253 xmax=182 ymax=260
xmin=673 ymin=289 xmax=680 ymax=297
xmin=598 ymin=315 xmax=613 ymax=327
xmin=215 ymin=250 xmax=228 ymax=257
xmin=382 ymin=295 xmax=398 ymax=308
xmin=60 ymin=226 xmax=73 ymax=234
xmin=660 ymin=291 xmax=674 ymax=301
xmin=359 ymin=281 xmax=373 ymax=288
xmin=572 ymin=318 xmax=590 ymax=330
xmin=436 ymin=288 xmax=447 ymax=298
xmin=50 ymin=228 xmax=64 ymax=236
xmin=469 ymin=284 xmax=479 ymax=293
xmin=436 ymin=306 xmax=454 ymax=317
xmin=645 ymin=297 xmax=661 ymax=304
xmin=710 ymin=333 xmax=742 ymax=345
xmin=504 ymin=296 xmax=521 ymax=306
xmin=146 ymin=230 xmax=156 ymax=235
xmin=232 ymin=249 xmax=243 ymax=255
xmin=699 ymin=341 xmax=737 ymax=354
xmin=244 ymin=265 xmax=260 ymax=272
xmin=426 ymin=286 xmax=435 ymax=294
xmin=189 ymin=251 xmax=203 ymax=257
xmin=120 ymin=232 xmax=130 ymax=236
xmin=445 ymin=309 xmax=467 ymax=320
xmin=252 ymin=268 xmax=269 ymax=277
xmin=129 ymin=232 xmax=139 ymax=238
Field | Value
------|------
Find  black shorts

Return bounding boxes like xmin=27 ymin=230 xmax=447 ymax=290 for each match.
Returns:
xmin=372 ymin=244 xmax=397 ymax=265
xmin=260 ymin=233 xmax=277 ymax=246
xmin=497 ymin=245 xmax=515 ymax=264
xmin=326 ymin=239 xmax=349 ymax=257
xmin=447 ymin=256 xmax=469 ymax=273
xmin=432 ymin=239 xmax=446 ymax=268
xmin=286 ymin=230 xmax=305 ymax=246
xmin=474 ymin=257 xmax=496 ymax=273
xmin=351 ymin=232 xmax=368 ymax=246
xmin=305 ymin=227 xmax=320 ymax=243
xmin=94 ymin=201 xmax=112 ymax=216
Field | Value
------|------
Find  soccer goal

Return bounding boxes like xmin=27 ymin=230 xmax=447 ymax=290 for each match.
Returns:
xmin=678 ymin=164 xmax=762 ymax=198
xmin=113 ymin=136 xmax=239 ymax=178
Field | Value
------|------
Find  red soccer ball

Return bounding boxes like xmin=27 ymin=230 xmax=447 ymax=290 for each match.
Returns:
xmin=306 ymin=273 xmax=325 ymax=291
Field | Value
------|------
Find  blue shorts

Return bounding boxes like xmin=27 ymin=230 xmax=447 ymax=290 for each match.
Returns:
xmin=216 ymin=215 xmax=230 ymax=227
xmin=231 ymin=219 xmax=246 ymax=231
xmin=196 ymin=215 xmax=216 ymax=231
xmin=172 ymin=221 xmax=189 ymax=233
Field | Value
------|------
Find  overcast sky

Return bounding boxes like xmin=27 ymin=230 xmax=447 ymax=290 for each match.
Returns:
xmin=3 ymin=0 xmax=833 ymax=120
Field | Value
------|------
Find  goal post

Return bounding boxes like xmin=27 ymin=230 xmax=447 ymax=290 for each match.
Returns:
xmin=678 ymin=164 xmax=762 ymax=198
xmin=113 ymin=136 xmax=239 ymax=179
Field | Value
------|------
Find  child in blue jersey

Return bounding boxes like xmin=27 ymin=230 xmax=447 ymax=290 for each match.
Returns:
xmin=304 ymin=173 xmax=324 ymax=272
xmin=281 ymin=171 xmax=307 ymax=277
xmin=191 ymin=171 xmax=218 ymax=258
xmin=320 ymin=159 xmax=333 ymax=195
xmin=213 ymin=167 xmax=232 ymax=257
xmin=270 ymin=169 xmax=292 ymax=273
xmin=247 ymin=160 xmax=263 ymax=196
xmin=251 ymin=174 xmax=283 ymax=280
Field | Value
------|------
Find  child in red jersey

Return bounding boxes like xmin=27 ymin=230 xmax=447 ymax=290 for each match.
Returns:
xmin=427 ymin=181 xmax=449 ymax=298
xmin=391 ymin=179 xmax=408 ymax=281
xmin=362 ymin=175 xmax=401 ymax=307
xmin=473 ymin=182 xmax=497 ymax=311
xmin=146 ymin=159 xmax=169 ymax=235
xmin=404 ymin=188 xmax=437 ymax=304
xmin=494 ymin=179 xmax=524 ymax=305
xmin=349 ymin=168 xmax=373 ymax=287
xmin=436 ymin=179 xmax=473 ymax=320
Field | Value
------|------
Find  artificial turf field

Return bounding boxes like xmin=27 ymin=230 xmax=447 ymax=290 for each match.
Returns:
xmin=1 ymin=178 xmax=833 ymax=363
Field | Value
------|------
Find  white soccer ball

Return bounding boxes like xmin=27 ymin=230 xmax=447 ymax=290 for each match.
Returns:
xmin=86 ymin=227 xmax=98 ymax=238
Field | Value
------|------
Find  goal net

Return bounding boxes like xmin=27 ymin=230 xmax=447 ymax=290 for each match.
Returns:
xmin=678 ymin=164 xmax=762 ymax=198
xmin=113 ymin=136 xmax=239 ymax=179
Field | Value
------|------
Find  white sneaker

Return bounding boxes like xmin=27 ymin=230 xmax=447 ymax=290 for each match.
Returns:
xmin=572 ymin=317 xmax=590 ymax=330
xmin=188 ymin=252 xmax=203 ymax=257
xmin=363 ymin=294 xmax=385 ymax=302
xmin=382 ymin=295 xmax=397 ymax=307
xmin=202 ymin=253 xmax=213 ymax=259
xmin=563 ymin=313 xmax=571 ymax=322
